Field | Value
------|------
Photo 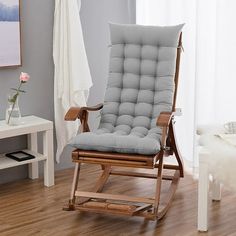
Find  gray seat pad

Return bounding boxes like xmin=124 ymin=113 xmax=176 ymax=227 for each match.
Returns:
xmin=70 ymin=23 xmax=183 ymax=155
xmin=70 ymin=126 xmax=162 ymax=155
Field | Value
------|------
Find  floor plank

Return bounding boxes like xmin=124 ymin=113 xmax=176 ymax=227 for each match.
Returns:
xmin=0 ymin=164 xmax=236 ymax=236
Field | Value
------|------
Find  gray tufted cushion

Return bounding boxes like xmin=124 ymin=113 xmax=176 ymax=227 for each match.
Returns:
xmin=70 ymin=23 xmax=184 ymax=155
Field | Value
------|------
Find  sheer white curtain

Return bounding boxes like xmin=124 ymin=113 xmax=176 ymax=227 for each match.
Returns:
xmin=53 ymin=0 xmax=92 ymax=162
xmin=137 ymin=0 xmax=236 ymax=166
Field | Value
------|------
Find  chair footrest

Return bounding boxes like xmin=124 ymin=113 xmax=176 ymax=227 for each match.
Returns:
xmin=75 ymin=191 xmax=155 ymax=204
xmin=76 ymin=200 xmax=154 ymax=218
xmin=76 ymin=204 xmax=135 ymax=216
xmin=83 ymin=201 xmax=136 ymax=212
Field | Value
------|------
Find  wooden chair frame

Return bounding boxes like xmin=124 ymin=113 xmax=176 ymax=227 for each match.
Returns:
xmin=63 ymin=34 xmax=184 ymax=221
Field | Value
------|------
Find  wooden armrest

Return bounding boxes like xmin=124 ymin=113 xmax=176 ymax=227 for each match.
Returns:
xmin=65 ymin=107 xmax=82 ymax=121
xmin=81 ymin=103 xmax=103 ymax=112
xmin=156 ymin=112 xmax=175 ymax=149
xmin=65 ymin=103 xmax=103 ymax=121
xmin=156 ymin=112 xmax=174 ymax=127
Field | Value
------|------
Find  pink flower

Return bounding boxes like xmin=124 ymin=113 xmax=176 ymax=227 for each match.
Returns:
xmin=19 ymin=72 xmax=30 ymax=83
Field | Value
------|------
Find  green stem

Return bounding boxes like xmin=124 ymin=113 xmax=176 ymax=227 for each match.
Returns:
xmin=7 ymin=82 xmax=22 ymax=124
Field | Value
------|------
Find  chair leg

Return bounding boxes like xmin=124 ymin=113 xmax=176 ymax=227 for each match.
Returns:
xmin=141 ymin=155 xmax=180 ymax=220
xmin=63 ymin=163 xmax=81 ymax=211
xmin=93 ymin=165 xmax=111 ymax=192
xmin=153 ymin=154 xmax=164 ymax=216
xmin=169 ymin=121 xmax=184 ymax=177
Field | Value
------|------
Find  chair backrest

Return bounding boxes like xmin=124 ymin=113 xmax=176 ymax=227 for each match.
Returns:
xmin=99 ymin=23 xmax=183 ymax=135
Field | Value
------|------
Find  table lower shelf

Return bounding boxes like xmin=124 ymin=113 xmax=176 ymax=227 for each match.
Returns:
xmin=0 ymin=149 xmax=47 ymax=170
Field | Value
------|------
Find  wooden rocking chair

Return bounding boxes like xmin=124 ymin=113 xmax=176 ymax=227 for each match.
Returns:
xmin=63 ymin=23 xmax=184 ymax=221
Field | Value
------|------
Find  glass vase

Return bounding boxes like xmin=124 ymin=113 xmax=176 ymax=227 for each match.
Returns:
xmin=5 ymin=96 xmax=22 ymax=126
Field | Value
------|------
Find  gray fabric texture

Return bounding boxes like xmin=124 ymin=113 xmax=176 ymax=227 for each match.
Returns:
xmin=70 ymin=23 xmax=184 ymax=155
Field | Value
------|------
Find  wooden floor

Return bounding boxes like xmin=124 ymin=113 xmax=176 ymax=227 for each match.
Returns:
xmin=1 ymin=164 xmax=236 ymax=236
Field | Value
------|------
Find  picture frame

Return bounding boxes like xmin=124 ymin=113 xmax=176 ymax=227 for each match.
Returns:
xmin=6 ymin=151 xmax=35 ymax=162
xmin=0 ymin=0 xmax=22 ymax=68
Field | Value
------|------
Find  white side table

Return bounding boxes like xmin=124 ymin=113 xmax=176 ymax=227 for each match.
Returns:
xmin=198 ymin=148 xmax=221 ymax=232
xmin=197 ymin=125 xmax=227 ymax=232
xmin=0 ymin=116 xmax=54 ymax=187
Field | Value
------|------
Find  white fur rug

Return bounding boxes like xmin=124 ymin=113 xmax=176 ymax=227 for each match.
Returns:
xmin=199 ymin=134 xmax=236 ymax=192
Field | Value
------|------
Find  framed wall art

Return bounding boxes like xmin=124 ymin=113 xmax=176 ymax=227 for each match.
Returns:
xmin=0 ymin=0 xmax=21 ymax=67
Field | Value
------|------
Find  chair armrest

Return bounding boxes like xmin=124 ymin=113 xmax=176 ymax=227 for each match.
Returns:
xmin=64 ymin=107 xmax=82 ymax=121
xmin=81 ymin=103 xmax=104 ymax=112
xmin=65 ymin=103 xmax=103 ymax=121
xmin=156 ymin=111 xmax=178 ymax=149
xmin=156 ymin=112 xmax=174 ymax=127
